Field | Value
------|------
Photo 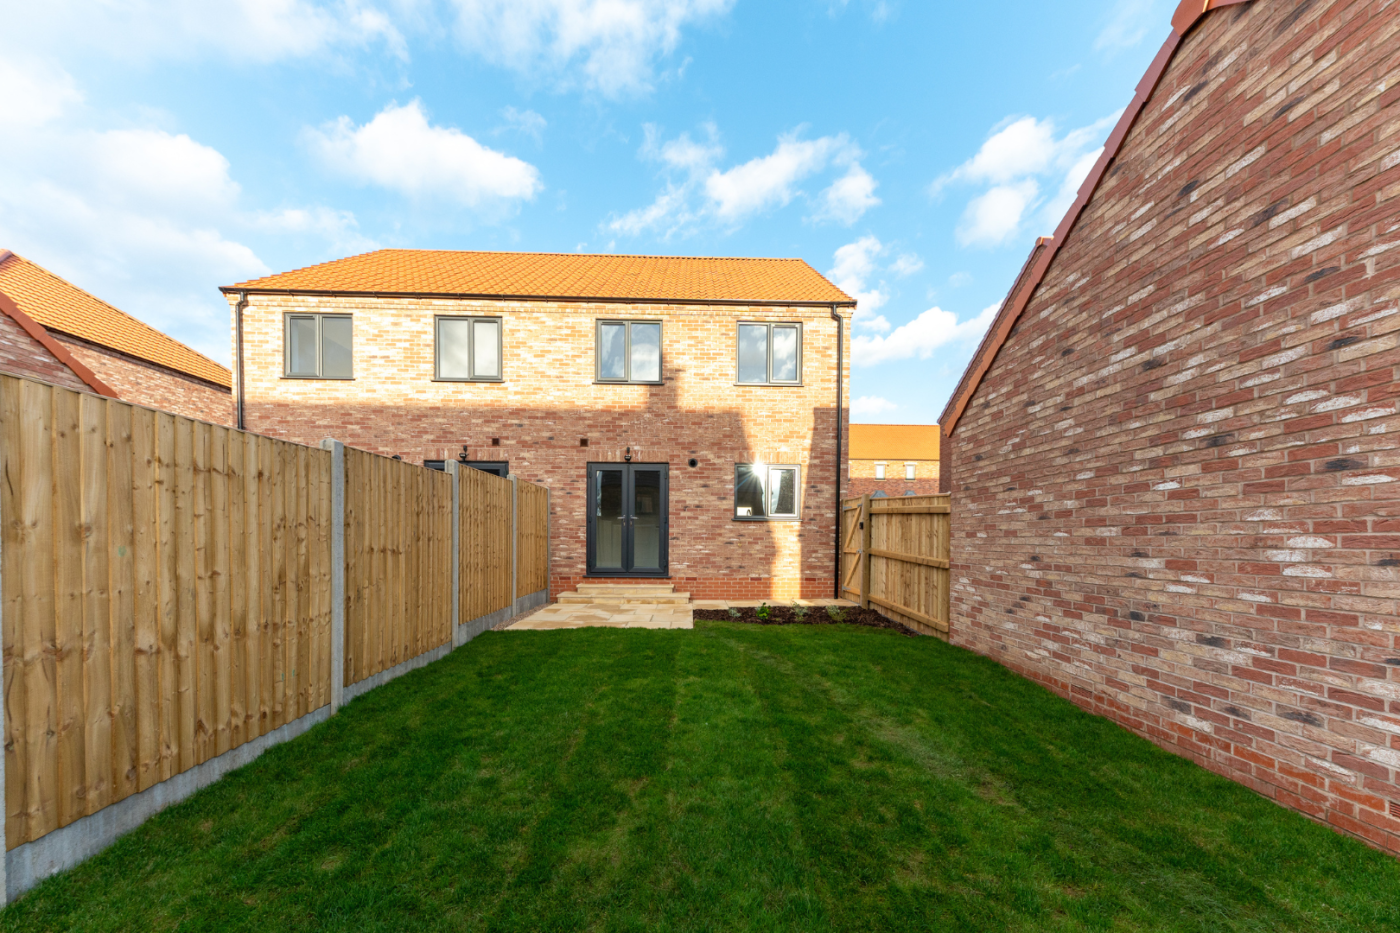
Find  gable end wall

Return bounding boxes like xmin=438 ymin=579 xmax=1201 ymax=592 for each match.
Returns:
xmin=948 ymin=0 xmax=1400 ymax=854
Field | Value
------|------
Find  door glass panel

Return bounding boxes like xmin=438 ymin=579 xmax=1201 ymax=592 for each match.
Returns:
xmin=595 ymin=468 xmax=625 ymax=569
xmin=734 ymin=464 xmax=766 ymax=518
xmin=598 ymin=323 xmax=627 ymax=380
xmin=473 ymin=319 xmax=501 ymax=378
xmin=769 ymin=468 xmax=797 ymax=516
xmin=771 ymin=325 xmax=798 ymax=382
xmin=321 ymin=317 xmax=353 ymax=378
xmin=288 ymin=317 xmax=318 ymax=376
xmin=437 ymin=318 xmax=472 ymax=378
xmin=630 ymin=323 xmax=660 ymax=382
xmin=737 ymin=324 xmax=768 ymax=383
xmin=632 ymin=469 xmax=663 ymax=571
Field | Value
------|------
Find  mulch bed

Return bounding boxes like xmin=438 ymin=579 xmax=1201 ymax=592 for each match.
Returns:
xmin=694 ymin=605 xmax=921 ymax=637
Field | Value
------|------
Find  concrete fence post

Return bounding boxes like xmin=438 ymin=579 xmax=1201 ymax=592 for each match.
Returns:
xmin=545 ymin=485 xmax=551 ymax=603
xmin=509 ymin=473 xmax=519 ymax=616
xmin=447 ymin=461 xmax=462 ymax=648
xmin=320 ymin=439 xmax=346 ymax=712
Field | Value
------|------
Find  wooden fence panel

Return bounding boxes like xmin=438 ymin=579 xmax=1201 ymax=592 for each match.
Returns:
xmin=459 ymin=468 xmax=514 ymax=622
xmin=341 ymin=448 xmax=453 ymax=687
xmin=841 ymin=493 xmax=951 ymax=637
xmin=0 ymin=377 xmax=333 ymax=849
xmin=516 ymin=482 xmax=549 ymax=597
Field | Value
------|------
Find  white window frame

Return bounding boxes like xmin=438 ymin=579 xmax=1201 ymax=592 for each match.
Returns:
xmin=736 ymin=322 xmax=803 ymax=386
xmin=875 ymin=462 xmax=886 ymax=480
xmin=733 ymin=463 xmax=802 ymax=522
xmin=434 ymin=315 xmax=504 ymax=382
xmin=595 ymin=319 xmax=664 ymax=385
xmin=905 ymin=463 xmax=917 ymax=480
xmin=283 ymin=313 xmax=353 ymax=380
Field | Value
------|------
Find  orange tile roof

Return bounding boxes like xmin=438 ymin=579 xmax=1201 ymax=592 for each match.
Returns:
xmin=849 ymin=424 xmax=940 ymax=461
xmin=226 ymin=249 xmax=856 ymax=306
xmin=0 ymin=251 xmax=232 ymax=388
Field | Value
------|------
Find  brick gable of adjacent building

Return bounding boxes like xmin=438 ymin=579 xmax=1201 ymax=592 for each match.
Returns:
xmin=944 ymin=0 xmax=1400 ymax=855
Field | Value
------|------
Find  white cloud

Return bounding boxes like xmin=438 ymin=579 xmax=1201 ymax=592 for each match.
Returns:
xmin=498 ymin=106 xmax=548 ymax=144
xmin=0 ymin=58 xmax=378 ymax=366
xmin=828 ymin=236 xmax=889 ymax=328
xmin=307 ymin=99 xmax=543 ymax=207
xmin=958 ymin=180 xmax=1039 ymax=247
xmin=851 ymin=395 xmax=898 ymax=417
xmin=934 ymin=113 xmax=1119 ymax=248
xmin=446 ymin=0 xmax=734 ymax=97
xmin=1095 ymin=0 xmax=1162 ymax=52
xmin=816 ymin=163 xmax=880 ymax=225
xmin=0 ymin=119 xmax=268 ymax=365
xmin=608 ymin=124 xmax=877 ymax=235
xmin=889 ymin=253 xmax=924 ymax=277
xmin=852 ymin=302 xmax=998 ymax=366
xmin=0 ymin=0 xmax=406 ymax=65
xmin=705 ymin=133 xmax=851 ymax=222
xmin=0 ymin=57 xmax=82 ymax=128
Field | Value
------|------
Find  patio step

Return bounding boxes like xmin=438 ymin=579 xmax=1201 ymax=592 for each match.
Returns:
xmin=558 ymin=584 xmax=690 ymax=605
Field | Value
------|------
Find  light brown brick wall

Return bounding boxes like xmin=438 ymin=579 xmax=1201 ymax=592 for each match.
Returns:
xmin=846 ymin=457 xmax=941 ymax=497
xmin=948 ymin=0 xmax=1400 ymax=854
xmin=0 ymin=312 xmax=91 ymax=392
xmin=56 ymin=335 xmax=233 ymax=426
xmin=235 ymin=294 xmax=851 ymax=600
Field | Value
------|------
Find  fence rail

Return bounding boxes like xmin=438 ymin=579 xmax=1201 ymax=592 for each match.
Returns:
xmin=0 ymin=374 xmax=550 ymax=896
xmin=841 ymin=493 xmax=950 ymax=637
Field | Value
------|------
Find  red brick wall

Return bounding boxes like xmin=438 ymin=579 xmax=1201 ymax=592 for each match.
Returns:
xmin=948 ymin=0 xmax=1400 ymax=855
xmin=846 ymin=479 xmax=942 ymax=498
xmin=0 ymin=312 xmax=91 ymax=392
xmin=235 ymin=294 xmax=850 ymax=600
xmin=55 ymin=335 xmax=233 ymax=426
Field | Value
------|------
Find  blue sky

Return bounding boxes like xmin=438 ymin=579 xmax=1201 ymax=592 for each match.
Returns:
xmin=0 ymin=0 xmax=1177 ymax=424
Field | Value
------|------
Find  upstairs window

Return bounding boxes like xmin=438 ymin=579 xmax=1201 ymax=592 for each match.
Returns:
xmin=597 ymin=320 xmax=662 ymax=384
xmin=285 ymin=314 xmax=352 ymax=379
xmin=436 ymin=316 xmax=503 ymax=381
xmin=875 ymin=463 xmax=886 ymax=479
xmin=734 ymin=463 xmax=801 ymax=521
xmin=905 ymin=463 xmax=916 ymax=480
xmin=737 ymin=322 xmax=801 ymax=385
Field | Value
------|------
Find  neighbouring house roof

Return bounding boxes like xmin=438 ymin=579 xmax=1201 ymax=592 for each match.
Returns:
xmin=223 ymin=249 xmax=857 ymax=307
xmin=849 ymin=424 xmax=940 ymax=461
xmin=938 ymin=0 xmax=1254 ymax=436
xmin=0 ymin=251 xmax=233 ymax=389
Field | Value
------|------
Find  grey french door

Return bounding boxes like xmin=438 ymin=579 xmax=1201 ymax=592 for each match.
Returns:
xmin=586 ymin=463 xmax=669 ymax=577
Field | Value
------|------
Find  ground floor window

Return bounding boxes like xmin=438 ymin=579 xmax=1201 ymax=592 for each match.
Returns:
xmin=734 ymin=463 xmax=800 ymax=520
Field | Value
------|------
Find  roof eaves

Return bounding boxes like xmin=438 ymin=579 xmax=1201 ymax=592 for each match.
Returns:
xmin=218 ymin=285 xmax=857 ymax=308
xmin=0 ymin=287 xmax=120 ymax=398
xmin=939 ymin=0 xmax=1255 ymax=437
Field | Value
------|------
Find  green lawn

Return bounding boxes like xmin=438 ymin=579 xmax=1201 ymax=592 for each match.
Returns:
xmin=5 ymin=622 xmax=1399 ymax=932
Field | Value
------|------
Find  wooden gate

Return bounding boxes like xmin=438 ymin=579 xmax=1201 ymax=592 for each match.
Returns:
xmin=840 ymin=493 xmax=951 ymax=637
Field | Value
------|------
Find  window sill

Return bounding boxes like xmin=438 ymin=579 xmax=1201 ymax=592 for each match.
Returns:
xmin=432 ymin=377 xmax=506 ymax=384
xmin=733 ymin=382 xmax=804 ymax=388
xmin=281 ymin=375 xmax=355 ymax=381
xmin=733 ymin=516 xmax=801 ymax=523
xmin=593 ymin=380 xmax=665 ymax=386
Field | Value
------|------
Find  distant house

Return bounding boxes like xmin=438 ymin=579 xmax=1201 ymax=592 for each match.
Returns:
xmin=0 ymin=250 xmax=232 ymax=424
xmin=846 ymin=423 xmax=940 ymax=497
xmin=224 ymin=248 xmax=856 ymax=601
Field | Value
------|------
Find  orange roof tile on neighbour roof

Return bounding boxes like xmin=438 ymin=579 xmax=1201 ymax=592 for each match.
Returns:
xmin=224 ymin=249 xmax=857 ymax=306
xmin=0 ymin=251 xmax=232 ymax=388
xmin=849 ymin=424 xmax=941 ymax=461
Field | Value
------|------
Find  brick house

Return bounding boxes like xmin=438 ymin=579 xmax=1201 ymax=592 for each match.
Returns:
xmin=939 ymin=0 xmax=1400 ymax=855
xmin=846 ymin=423 xmax=941 ymax=497
xmin=0 ymin=250 xmax=233 ymax=424
xmin=224 ymin=250 xmax=855 ymax=600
